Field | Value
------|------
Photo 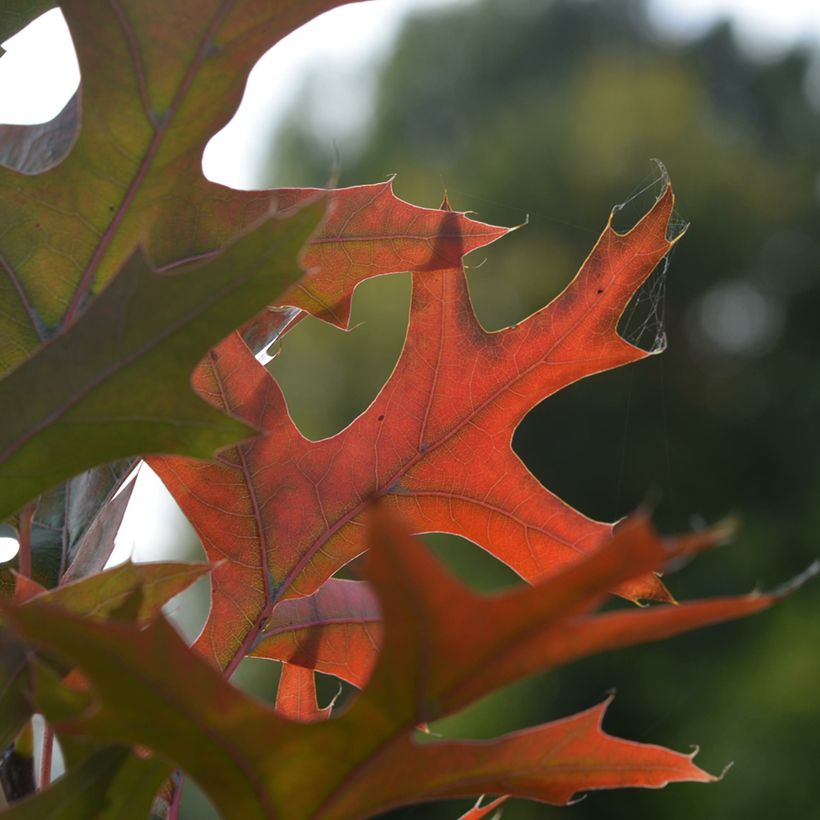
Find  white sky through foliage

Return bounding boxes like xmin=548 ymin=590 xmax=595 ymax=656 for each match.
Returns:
xmin=0 ymin=0 xmax=818 ymax=563
xmin=1 ymin=0 xmax=819 ymax=184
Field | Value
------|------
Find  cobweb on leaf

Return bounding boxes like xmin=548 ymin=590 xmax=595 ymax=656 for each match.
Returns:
xmin=614 ymin=160 xmax=688 ymax=354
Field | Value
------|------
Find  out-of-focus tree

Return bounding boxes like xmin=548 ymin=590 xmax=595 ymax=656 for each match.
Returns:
xmin=257 ymin=1 xmax=820 ymax=817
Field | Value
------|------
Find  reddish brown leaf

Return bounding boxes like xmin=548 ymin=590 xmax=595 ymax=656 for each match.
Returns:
xmin=241 ymin=181 xmax=510 ymax=358
xmin=252 ymin=579 xmax=381 ymax=689
xmin=274 ymin=663 xmax=331 ymax=724
xmin=273 ymin=180 xmax=510 ymax=327
xmin=357 ymin=507 xmax=786 ymax=719
xmin=332 ymin=698 xmax=713 ymax=817
xmin=150 ymin=186 xmax=679 ymax=672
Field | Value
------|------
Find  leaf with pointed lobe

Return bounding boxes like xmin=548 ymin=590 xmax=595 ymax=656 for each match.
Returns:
xmin=274 ymin=663 xmax=332 ymax=724
xmin=150 ymin=184 xmax=679 ymax=673
xmin=2 ymin=506 xmax=800 ymax=819
xmin=268 ymin=180 xmax=511 ymax=328
xmin=240 ymin=182 xmax=510 ymax=358
xmin=458 ymin=795 xmax=509 ymax=819
xmin=354 ymin=507 xmax=789 ymax=721
xmin=249 ymin=518 xmax=751 ymax=696
xmin=332 ymin=698 xmax=713 ymax=818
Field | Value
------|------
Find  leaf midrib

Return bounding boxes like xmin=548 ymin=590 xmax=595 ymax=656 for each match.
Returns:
xmin=278 ymin=234 xmax=639 ymax=600
xmin=60 ymin=0 xmax=236 ymax=327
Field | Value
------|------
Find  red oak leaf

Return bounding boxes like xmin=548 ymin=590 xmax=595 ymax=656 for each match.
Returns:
xmin=241 ymin=180 xmax=510 ymax=357
xmin=276 ymin=180 xmax=511 ymax=327
xmin=149 ymin=185 xmax=679 ymax=671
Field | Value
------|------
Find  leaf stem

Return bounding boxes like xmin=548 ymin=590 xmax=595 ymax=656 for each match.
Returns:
xmin=16 ymin=502 xmax=34 ymax=578
xmin=168 ymin=775 xmax=184 ymax=820
xmin=39 ymin=724 xmax=53 ymax=790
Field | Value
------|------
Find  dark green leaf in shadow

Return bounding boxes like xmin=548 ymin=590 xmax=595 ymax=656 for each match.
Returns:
xmin=0 ymin=746 xmax=168 ymax=819
xmin=0 ymin=198 xmax=323 ymax=521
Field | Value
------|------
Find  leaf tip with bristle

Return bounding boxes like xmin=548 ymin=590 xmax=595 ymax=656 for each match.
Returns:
xmin=717 ymin=760 xmax=735 ymax=782
xmin=508 ymin=212 xmax=530 ymax=233
xmin=772 ymin=560 xmax=819 ymax=599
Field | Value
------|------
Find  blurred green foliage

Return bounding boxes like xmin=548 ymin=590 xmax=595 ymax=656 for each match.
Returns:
xmin=250 ymin=1 xmax=820 ymax=817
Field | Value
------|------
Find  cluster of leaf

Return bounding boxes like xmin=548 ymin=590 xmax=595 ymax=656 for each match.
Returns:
xmin=0 ymin=2 xmax=810 ymax=818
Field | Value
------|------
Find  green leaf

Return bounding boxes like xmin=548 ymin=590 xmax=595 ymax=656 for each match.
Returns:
xmin=0 ymin=198 xmax=323 ymax=521
xmin=0 ymin=747 xmax=168 ymax=819
xmin=26 ymin=559 xmax=210 ymax=623
xmin=0 ymin=627 xmax=30 ymax=750
xmin=0 ymin=559 xmax=208 ymax=755
xmin=0 ymin=0 xmax=351 ymax=375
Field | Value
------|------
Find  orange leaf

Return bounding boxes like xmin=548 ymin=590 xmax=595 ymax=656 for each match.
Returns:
xmin=149 ymin=186 xmax=677 ymax=668
xmin=275 ymin=180 xmax=510 ymax=327
xmin=274 ymin=663 xmax=332 ymax=724
xmin=151 ymin=185 xmax=680 ymax=673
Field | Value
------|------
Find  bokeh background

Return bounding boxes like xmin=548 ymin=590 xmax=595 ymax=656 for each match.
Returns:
xmin=2 ymin=1 xmax=818 ymax=818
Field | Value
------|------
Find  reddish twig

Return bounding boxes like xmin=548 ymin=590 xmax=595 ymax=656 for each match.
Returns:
xmin=16 ymin=502 xmax=35 ymax=578
xmin=39 ymin=723 xmax=54 ymax=790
